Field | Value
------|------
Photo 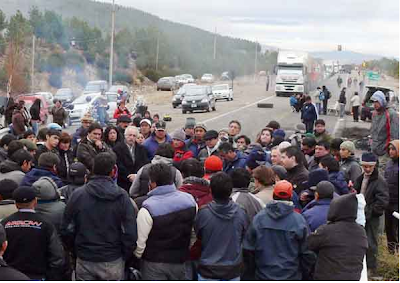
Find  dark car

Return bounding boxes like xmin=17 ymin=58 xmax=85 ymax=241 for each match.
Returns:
xmin=55 ymin=88 xmax=75 ymax=105
xmin=181 ymin=85 xmax=216 ymax=114
xmin=361 ymin=85 xmax=396 ymax=121
xmin=171 ymin=83 xmax=197 ymax=108
xmin=157 ymin=77 xmax=177 ymax=91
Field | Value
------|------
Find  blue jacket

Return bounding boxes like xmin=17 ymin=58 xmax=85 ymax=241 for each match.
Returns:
xmin=301 ymin=103 xmax=317 ymax=122
xmin=243 ymin=201 xmax=315 ymax=280
xmin=301 ymin=198 xmax=332 ymax=232
xmin=143 ymin=133 xmax=172 ymax=160
xmin=223 ymin=151 xmax=247 ymax=175
xmin=195 ymin=200 xmax=249 ymax=280
xmin=185 ymin=138 xmax=205 ymax=158
xmin=329 ymin=171 xmax=349 ymax=195
xmin=20 ymin=167 xmax=64 ymax=188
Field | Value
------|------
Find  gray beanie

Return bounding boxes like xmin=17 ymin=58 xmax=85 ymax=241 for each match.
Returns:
xmin=33 ymin=177 xmax=60 ymax=201
xmin=340 ymin=140 xmax=355 ymax=154
xmin=316 ymin=181 xmax=334 ymax=199
xmin=171 ymin=129 xmax=186 ymax=142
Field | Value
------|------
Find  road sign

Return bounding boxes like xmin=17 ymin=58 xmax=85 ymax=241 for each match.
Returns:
xmin=367 ymin=71 xmax=380 ymax=81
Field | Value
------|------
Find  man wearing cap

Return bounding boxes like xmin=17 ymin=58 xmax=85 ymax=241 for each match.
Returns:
xmin=339 ymin=140 xmax=362 ymax=185
xmin=113 ymin=126 xmax=150 ymax=191
xmin=72 ymin=114 xmax=93 ymax=147
xmin=19 ymin=139 xmax=37 ymax=157
xmin=0 ymin=179 xmax=19 ymax=220
xmin=354 ymin=152 xmax=389 ymax=276
xmin=243 ymin=180 xmax=315 ymax=280
xmin=301 ymin=181 xmax=335 ymax=232
xmin=186 ymin=123 xmax=207 ymax=158
xmin=197 ymin=130 xmax=220 ymax=163
xmin=1 ymin=186 xmax=64 ymax=280
xmin=370 ymin=90 xmax=399 ymax=175
xmin=218 ymin=142 xmax=247 ymax=175
xmin=203 ymin=155 xmax=223 ymax=180
xmin=0 ymin=149 xmax=33 ymax=185
xmin=34 ymin=128 xmax=61 ymax=166
xmin=0 ymin=223 xmax=31 ymax=280
xmin=58 ymin=162 xmax=88 ymax=203
xmin=140 ymin=118 xmax=152 ymax=140
xmin=245 ymin=145 xmax=268 ymax=173
xmin=183 ymin=117 xmax=196 ymax=140
xmin=171 ymin=128 xmax=193 ymax=168
xmin=308 ymin=140 xmax=332 ymax=172
xmin=143 ymin=120 xmax=172 ymax=160
xmin=116 ymin=114 xmax=131 ymax=136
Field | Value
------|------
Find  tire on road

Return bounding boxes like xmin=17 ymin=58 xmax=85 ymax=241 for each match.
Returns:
xmin=257 ymin=103 xmax=274 ymax=108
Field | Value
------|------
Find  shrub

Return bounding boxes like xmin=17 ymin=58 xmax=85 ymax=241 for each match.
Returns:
xmin=143 ymin=69 xmax=162 ymax=83
xmin=76 ymin=72 xmax=87 ymax=87
xmin=65 ymin=51 xmax=85 ymax=73
xmin=83 ymin=50 xmax=96 ymax=65
xmin=113 ymin=70 xmax=133 ymax=84
xmin=377 ymin=236 xmax=399 ymax=281
xmin=49 ymin=72 xmax=62 ymax=88
xmin=46 ymin=52 xmax=65 ymax=73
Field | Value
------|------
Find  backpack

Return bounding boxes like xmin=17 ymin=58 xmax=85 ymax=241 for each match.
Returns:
xmin=319 ymin=91 xmax=325 ymax=101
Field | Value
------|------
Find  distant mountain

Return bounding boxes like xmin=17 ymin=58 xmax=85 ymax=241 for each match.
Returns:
xmin=310 ymin=50 xmax=383 ymax=64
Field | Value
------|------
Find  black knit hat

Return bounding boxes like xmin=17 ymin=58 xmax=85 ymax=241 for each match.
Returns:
xmin=361 ymin=152 xmax=377 ymax=165
xmin=13 ymin=186 xmax=36 ymax=203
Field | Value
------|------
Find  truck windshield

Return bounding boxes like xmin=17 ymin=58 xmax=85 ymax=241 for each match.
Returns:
xmin=277 ymin=68 xmax=303 ymax=75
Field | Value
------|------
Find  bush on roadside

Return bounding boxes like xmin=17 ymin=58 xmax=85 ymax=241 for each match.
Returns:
xmin=49 ymin=72 xmax=62 ymax=88
xmin=377 ymin=236 xmax=399 ymax=281
xmin=113 ymin=70 xmax=133 ymax=84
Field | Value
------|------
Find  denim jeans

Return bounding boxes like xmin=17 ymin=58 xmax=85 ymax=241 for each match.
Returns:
xmin=339 ymin=103 xmax=346 ymax=118
xmin=141 ymin=260 xmax=186 ymax=280
xmin=31 ymin=120 xmax=39 ymax=136
xmin=75 ymin=257 xmax=124 ymax=281
xmin=198 ymin=273 xmax=240 ymax=281
xmin=316 ymin=102 xmax=322 ymax=114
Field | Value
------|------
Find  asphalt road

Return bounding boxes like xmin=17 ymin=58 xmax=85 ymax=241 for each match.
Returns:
xmin=62 ymin=72 xmax=361 ymax=141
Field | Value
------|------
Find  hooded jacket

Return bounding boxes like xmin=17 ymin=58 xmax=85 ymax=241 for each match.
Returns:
xmin=222 ymin=151 xmax=247 ymax=175
xmin=328 ymin=171 xmax=349 ymax=195
xmin=339 ymin=155 xmax=362 ymax=184
xmin=51 ymin=106 xmax=67 ymax=126
xmin=20 ymin=167 xmax=64 ymax=188
xmin=243 ymin=201 xmax=315 ymax=280
xmin=307 ymin=194 xmax=368 ymax=280
xmin=231 ymin=187 xmax=264 ymax=221
xmin=301 ymin=103 xmax=317 ymax=122
xmin=354 ymin=168 xmax=389 ymax=220
xmin=385 ymin=140 xmax=399 ymax=208
xmin=61 ymin=175 xmax=137 ymax=262
xmin=0 ymin=159 xmax=25 ymax=185
xmin=370 ymin=91 xmax=399 ymax=156
xmin=186 ymin=138 xmax=206 ymax=158
xmin=33 ymin=177 xmax=66 ymax=233
xmin=195 ymin=200 xmax=249 ymax=280
xmin=129 ymin=155 xmax=183 ymax=199
xmin=302 ymin=198 xmax=332 ymax=232
xmin=143 ymin=132 xmax=172 ymax=160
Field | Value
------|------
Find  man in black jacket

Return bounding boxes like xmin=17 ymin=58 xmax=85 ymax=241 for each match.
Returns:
xmin=61 ymin=152 xmax=137 ymax=281
xmin=113 ymin=126 xmax=149 ymax=192
xmin=307 ymin=194 xmax=368 ymax=280
xmin=280 ymin=146 xmax=309 ymax=194
xmin=1 ymin=186 xmax=64 ymax=280
xmin=0 ymin=223 xmax=30 ymax=280
xmin=354 ymin=152 xmax=389 ymax=276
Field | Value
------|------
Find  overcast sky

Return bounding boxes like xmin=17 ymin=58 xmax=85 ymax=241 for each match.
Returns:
xmin=98 ymin=0 xmax=399 ymax=57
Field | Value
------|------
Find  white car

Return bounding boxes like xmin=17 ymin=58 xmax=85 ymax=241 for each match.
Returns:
xmin=68 ymin=92 xmax=118 ymax=124
xmin=182 ymin=74 xmax=195 ymax=83
xmin=201 ymin=74 xmax=214 ymax=83
xmin=212 ymin=84 xmax=233 ymax=101
xmin=35 ymin=92 xmax=54 ymax=106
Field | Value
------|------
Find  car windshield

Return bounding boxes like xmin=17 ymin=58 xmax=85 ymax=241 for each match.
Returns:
xmin=213 ymin=85 xmax=228 ymax=91
xmin=85 ymin=84 xmax=103 ymax=91
xmin=186 ymin=87 xmax=206 ymax=96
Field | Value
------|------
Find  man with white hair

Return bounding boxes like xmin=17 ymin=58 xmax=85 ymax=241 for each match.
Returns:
xmin=113 ymin=126 xmax=150 ymax=191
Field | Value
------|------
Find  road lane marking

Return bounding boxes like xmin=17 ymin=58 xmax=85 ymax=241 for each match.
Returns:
xmin=201 ymin=95 xmax=275 ymax=125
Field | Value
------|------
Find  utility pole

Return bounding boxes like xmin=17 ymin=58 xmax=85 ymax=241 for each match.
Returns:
xmin=155 ymin=34 xmax=160 ymax=72
xmin=254 ymin=40 xmax=258 ymax=82
xmin=31 ymin=35 xmax=35 ymax=93
xmin=108 ymin=0 xmax=115 ymax=87
xmin=213 ymin=27 xmax=217 ymax=60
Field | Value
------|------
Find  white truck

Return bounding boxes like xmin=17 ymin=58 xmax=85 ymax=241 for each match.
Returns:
xmin=275 ymin=50 xmax=312 ymax=97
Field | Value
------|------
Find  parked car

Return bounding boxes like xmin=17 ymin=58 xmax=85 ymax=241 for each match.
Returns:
xmin=35 ymin=92 xmax=54 ymax=107
xmin=361 ymin=85 xmax=397 ymax=121
xmin=201 ymin=74 xmax=214 ymax=83
xmin=182 ymin=74 xmax=195 ymax=83
xmin=67 ymin=92 xmax=118 ymax=124
xmin=83 ymin=80 xmax=108 ymax=95
xmin=172 ymin=83 xmax=197 ymax=108
xmin=54 ymin=88 xmax=75 ymax=105
xmin=220 ymin=71 xmax=231 ymax=81
xmin=212 ymin=84 xmax=233 ymax=101
xmin=17 ymin=94 xmax=50 ymax=124
xmin=181 ymin=85 xmax=216 ymax=114
xmin=157 ymin=77 xmax=177 ymax=91
xmin=107 ymin=85 xmax=131 ymax=103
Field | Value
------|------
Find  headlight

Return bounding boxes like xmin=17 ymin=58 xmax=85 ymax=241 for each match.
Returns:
xmin=182 ymin=100 xmax=188 ymax=105
xmin=201 ymin=98 xmax=208 ymax=103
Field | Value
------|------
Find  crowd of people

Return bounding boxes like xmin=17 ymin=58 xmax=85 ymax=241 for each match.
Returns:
xmin=0 ymin=88 xmax=398 ymax=280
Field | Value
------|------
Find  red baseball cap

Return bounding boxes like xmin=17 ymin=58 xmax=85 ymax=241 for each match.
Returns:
xmin=204 ymin=156 xmax=223 ymax=172
xmin=273 ymin=180 xmax=293 ymax=200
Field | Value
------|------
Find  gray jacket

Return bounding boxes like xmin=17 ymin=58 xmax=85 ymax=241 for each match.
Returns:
xmin=371 ymin=108 xmax=399 ymax=156
xmin=0 ymin=159 xmax=25 ymax=185
xmin=340 ymin=156 xmax=362 ymax=184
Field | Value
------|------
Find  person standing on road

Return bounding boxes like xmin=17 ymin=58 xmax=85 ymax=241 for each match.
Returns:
xmin=300 ymin=96 xmax=318 ymax=133
xmin=350 ymin=91 xmax=361 ymax=122
xmin=186 ymin=123 xmax=207 ymax=158
xmin=72 ymin=114 xmax=93 ymax=147
xmin=218 ymin=142 xmax=247 ymax=175
xmin=313 ymin=87 xmax=323 ymax=114
xmin=321 ymin=86 xmax=331 ymax=115
xmin=197 ymin=130 xmax=221 ymax=163
xmin=384 ymin=140 xmax=399 ymax=254
xmin=140 ymin=119 xmax=152 ymax=140
xmin=143 ymin=121 xmax=173 ymax=160
xmin=314 ymin=119 xmax=332 ymax=144
xmin=338 ymin=87 xmax=347 ymax=120
xmin=51 ymin=100 xmax=68 ymax=128
xmin=228 ymin=120 xmax=241 ymax=147
xmin=29 ymin=99 xmax=41 ymax=136
xmin=339 ymin=141 xmax=362 ymax=186
xmin=353 ymin=152 xmax=389 ymax=276
xmin=370 ymin=90 xmax=399 ymax=176
xmin=280 ymin=146 xmax=309 ymax=194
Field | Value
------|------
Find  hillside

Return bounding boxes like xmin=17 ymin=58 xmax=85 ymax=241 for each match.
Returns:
xmin=310 ymin=50 xmax=382 ymax=64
